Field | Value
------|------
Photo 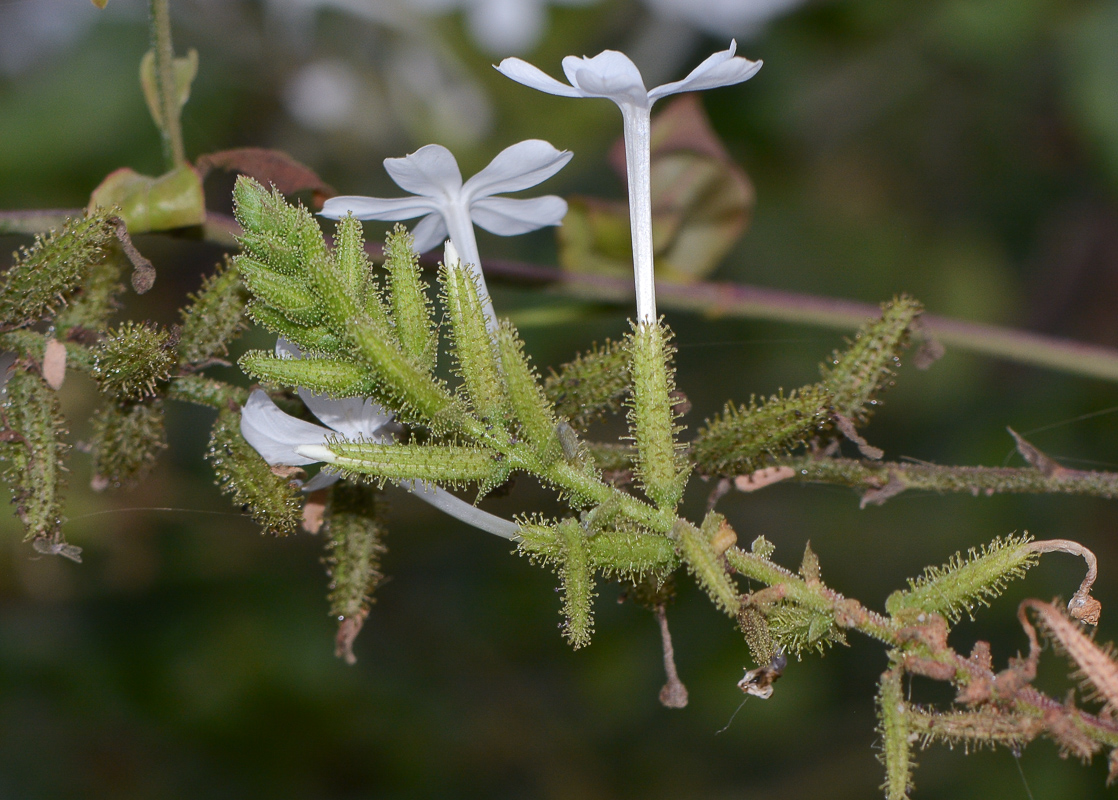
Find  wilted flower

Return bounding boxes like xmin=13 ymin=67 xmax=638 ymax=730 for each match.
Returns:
xmin=497 ymin=41 xmax=761 ymax=322
xmin=321 ymin=139 xmax=571 ymax=332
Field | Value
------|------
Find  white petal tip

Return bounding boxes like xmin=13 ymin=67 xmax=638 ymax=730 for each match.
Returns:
xmin=294 ymin=444 xmax=337 ymax=463
xmin=443 ymin=239 xmax=461 ymax=268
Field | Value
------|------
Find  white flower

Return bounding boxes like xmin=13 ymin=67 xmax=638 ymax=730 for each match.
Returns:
xmin=497 ymin=41 xmax=761 ymax=323
xmin=240 ymin=340 xmax=518 ymax=538
xmin=240 ymin=341 xmax=394 ymax=492
xmin=321 ymin=139 xmax=571 ymax=332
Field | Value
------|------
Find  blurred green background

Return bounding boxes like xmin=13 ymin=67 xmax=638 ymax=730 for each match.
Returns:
xmin=3 ymin=0 xmax=1118 ymax=797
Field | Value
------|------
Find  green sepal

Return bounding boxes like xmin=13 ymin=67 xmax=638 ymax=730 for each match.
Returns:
xmin=627 ymin=321 xmax=689 ymax=510
xmin=178 ymin=257 xmax=249 ymax=364
xmin=877 ymin=667 xmax=914 ymax=800
xmin=233 ymin=179 xmax=330 ymax=282
xmin=91 ymin=322 xmax=176 ymax=401
xmin=821 ymin=295 xmax=922 ymax=427
xmin=766 ymin=603 xmax=845 ymax=657
xmin=323 ymin=441 xmax=504 ymax=487
xmin=239 ymin=257 xmax=323 ymax=327
xmin=674 ymin=515 xmax=740 ymax=615
xmin=324 ymin=482 xmax=386 ymax=664
xmin=497 ymin=321 xmax=561 ymax=464
xmin=544 ymin=339 xmax=629 ymax=429
xmin=206 ymin=409 xmax=302 ymax=536
xmin=90 ymin=399 xmax=167 ymax=490
xmin=383 ymin=225 xmax=436 ymax=370
xmin=691 ymin=386 xmax=832 ymax=476
xmin=587 ymin=529 xmax=677 ymax=582
xmin=0 ymin=369 xmax=69 ymax=546
xmin=884 ymin=533 xmax=1037 ymax=622
xmin=558 ymin=518 xmax=595 ymax=649
xmin=440 ymin=262 xmax=507 ymax=431
xmin=245 ymin=305 xmax=342 ymax=355
xmin=239 ymin=351 xmax=370 ymax=397
xmin=0 ymin=209 xmax=116 ymax=331
xmin=54 ymin=239 xmax=125 ymax=333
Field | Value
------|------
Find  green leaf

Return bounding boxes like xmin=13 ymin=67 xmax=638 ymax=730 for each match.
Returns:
xmin=88 ymin=164 xmax=205 ymax=233
xmin=139 ymin=48 xmax=198 ymax=132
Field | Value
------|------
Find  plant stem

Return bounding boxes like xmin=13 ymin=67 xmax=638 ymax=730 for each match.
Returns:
xmin=779 ymin=456 xmax=1118 ymax=503
xmin=149 ymin=0 xmax=185 ymax=169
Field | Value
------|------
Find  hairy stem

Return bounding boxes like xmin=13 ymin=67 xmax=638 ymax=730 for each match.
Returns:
xmin=149 ymin=0 xmax=185 ymax=168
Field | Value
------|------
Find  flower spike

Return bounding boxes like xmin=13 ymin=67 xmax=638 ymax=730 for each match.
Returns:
xmin=321 ymin=140 xmax=571 ymax=332
xmin=497 ymin=41 xmax=761 ymax=322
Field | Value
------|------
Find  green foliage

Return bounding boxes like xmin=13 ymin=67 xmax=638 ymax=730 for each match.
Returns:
xmin=544 ymin=339 xmax=630 ymax=428
xmin=674 ymin=515 xmax=740 ymax=615
xmin=627 ymin=322 xmax=689 ymax=509
xmin=498 ymin=321 xmax=562 ymax=464
xmin=877 ymin=668 xmax=914 ymax=800
xmin=383 ymin=226 xmax=436 ymax=371
xmin=206 ymin=409 xmax=302 ymax=536
xmin=766 ymin=601 xmax=846 ymax=657
xmin=885 ymin=533 xmax=1037 ymax=622
xmin=0 ymin=369 xmax=69 ymax=547
xmin=324 ymin=482 xmax=386 ymax=665
xmin=441 ymin=260 xmax=508 ymax=433
xmin=691 ymin=386 xmax=832 ymax=476
xmin=323 ymin=441 xmax=507 ymax=490
xmin=90 ymin=399 xmax=167 ymax=490
xmin=92 ymin=321 xmax=175 ymax=400
xmin=558 ymin=518 xmax=595 ymax=649
xmin=177 ymin=258 xmax=249 ymax=364
xmin=239 ymin=351 xmax=371 ymax=397
xmin=0 ymin=209 xmax=116 ymax=331
xmin=820 ymin=296 xmax=922 ymax=427
xmin=88 ymin=165 xmax=206 ymax=232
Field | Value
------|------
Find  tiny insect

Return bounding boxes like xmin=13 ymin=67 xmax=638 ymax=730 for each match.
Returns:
xmin=737 ymin=650 xmax=787 ymax=699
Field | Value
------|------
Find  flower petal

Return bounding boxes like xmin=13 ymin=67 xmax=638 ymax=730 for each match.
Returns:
xmin=320 ymin=194 xmax=438 ymax=221
xmin=470 ymin=195 xmax=568 ymax=236
xmin=495 ymin=57 xmax=584 ymax=97
xmin=240 ymin=389 xmax=332 ymax=466
xmin=297 ymin=387 xmax=393 ymax=441
xmin=410 ymin=213 xmax=449 ymax=253
xmin=462 ymin=139 xmax=573 ymax=200
xmin=301 ymin=467 xmax=343 ymax=492
xmin=648 ymin=40 xmax=762 ymax=102
xmin=383 ymin=144 xmax=463 ymax=198
xmin=562 ymin=51 xmax=649 ymax=107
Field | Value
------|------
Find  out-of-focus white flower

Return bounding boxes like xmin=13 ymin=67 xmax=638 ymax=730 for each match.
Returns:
xmin=497 ymin=41 xmax=761 ymax=323
xmin=412 ymin=0 xmax=600 ymax=55
xmin=283 ymin=60 xmax=361 ymax=132
xmin=240 ymin=341 xmax=518 ymax=538
xmin=643 ymin=0 xmax=808 ymax=38
xmin=321 ymin=139 xmax=571 ymax=331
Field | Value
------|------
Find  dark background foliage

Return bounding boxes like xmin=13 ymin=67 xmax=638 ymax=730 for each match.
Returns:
xmin=2 ymin=0 xmax=1118 ymax=796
